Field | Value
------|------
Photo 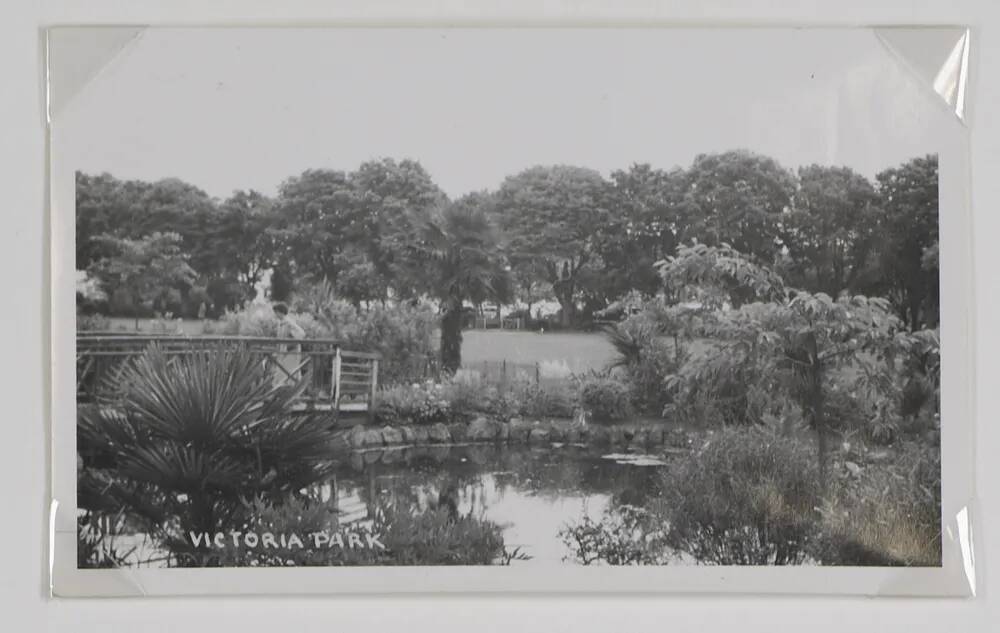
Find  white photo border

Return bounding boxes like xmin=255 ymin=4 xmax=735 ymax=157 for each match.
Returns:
xmin=47 ymin=24 xmax=977 ymax=597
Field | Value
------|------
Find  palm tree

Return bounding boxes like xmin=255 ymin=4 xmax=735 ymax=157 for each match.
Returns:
xmin=409 ymin=195 xmax=511 ymax=373
xmin=77 ymin=345 xmax=341 ymax=566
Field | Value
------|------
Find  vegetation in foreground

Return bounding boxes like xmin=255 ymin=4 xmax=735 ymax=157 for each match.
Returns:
xmin=76 ymin=346 xmax=518 ymax=568
xmin=76 ymin=150 xmax=941 ymax=568
xmin=214 ymin=497 xmax=511 ymax=567
xmin=560 ymin=427 xmax=941 ymax=567
xmin=77 ymin=346 xmax=343 ymax=567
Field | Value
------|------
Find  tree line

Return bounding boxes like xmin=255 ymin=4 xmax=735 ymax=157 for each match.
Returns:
xmin=76 ymin=150 xmax=939 ymax=332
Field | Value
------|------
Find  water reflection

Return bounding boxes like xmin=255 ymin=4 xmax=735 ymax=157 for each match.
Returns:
xmin=314 ymin=444 xmax=670 ymax=564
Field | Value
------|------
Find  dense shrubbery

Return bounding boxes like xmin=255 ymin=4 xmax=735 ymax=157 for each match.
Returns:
xmin=293 ymin=283 xmax=439 ymax=385
xmin=444 ymin=373 xmax=577 ymax=421
xmin=603 ymin=315 xmax=684 ymax=416
xmin=813 ymin=441 xmax=941 ymax=566
xmin=375 ymin=373 xmax=578 ymax=426
xmin=216 ymin=497 xmax=509 ymax=566
xmin=559 ymin=505 xmax=669 ymax=565
xmin=375 ymin=382 xmax=453 ymax=426
xmin=207 ymin=285 xmax=438 ymax=385
xmin=437 ymin=372 xmax=500 ymax=420
xmin=76 ymin=313 xmax=112 ymax=332
xmin=657 ymin=427 xmax=823 ymax=565
xmin=77 ymin=346 xmax=341 ymax=567
xmin=663 ymin=349 xmax=778 ymax=427
xmin=519 ymin=381 xmax=577 ymax=419
xmin=578 ymin=376 xmax=633 ymax=422
xmin=206 ymin=303 xmax=327 ymax=337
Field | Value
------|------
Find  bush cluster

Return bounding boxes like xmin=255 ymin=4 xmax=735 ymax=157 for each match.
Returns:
xmin=76 ymin=313 xmax=112 ymax=332
xmin=215 ymin=496 xmax=509 ymax=567
xmin=206 ymin=303 xmax=327 ymax=338
xmin=374 ymin=382 xmax=452 ymax=426
xmin=559 ymin=505 xmax=669 ymax=565
xmin=207 ymin=295 xmax=438 ymax=386
xmin=605 ymin=313 xmax=686 ymax=415
xmin=658 ymin=427 xmax=823 ymax=565
xmin=578 ymin=376 xmax=633 ymax=422
xmin=376 ymin=373 xmax=579 ymax=426
xmin=664 ymin=350 xmax=778 ymax=428
xmin=519 ymin=381 xmax=577 ymax=419
xmin=812 ymin=441 xmax=941 ymax=566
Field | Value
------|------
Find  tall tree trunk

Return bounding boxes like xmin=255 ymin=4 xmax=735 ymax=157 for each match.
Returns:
xmin=440 ymin=302 xmax=463 ymax=374
xmin=909 ymin=294 xmax=922 ymax=331
xmin=554 ymin=281 xmax=576 ymax=328
xmin=817 ymin=423 xmax=829 ymax=489
xmin=811 ymin=364 xmax=829 ymax=490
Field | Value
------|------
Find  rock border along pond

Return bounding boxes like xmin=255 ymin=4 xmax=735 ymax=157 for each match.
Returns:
xmin=341 ymin=416 xmax=695 ymax=453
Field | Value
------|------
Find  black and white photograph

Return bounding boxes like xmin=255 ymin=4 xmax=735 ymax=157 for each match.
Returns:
xmin=49 ymin=26 xmax=969 ymax=589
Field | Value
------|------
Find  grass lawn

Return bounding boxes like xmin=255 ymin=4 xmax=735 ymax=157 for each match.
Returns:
xmin=460 ymin=330 xmax=616 ymax=374
xmin=96 ymin=319 xmax=710 ymax=376
xmin=103 ymin=317 xmax=209 ymax=335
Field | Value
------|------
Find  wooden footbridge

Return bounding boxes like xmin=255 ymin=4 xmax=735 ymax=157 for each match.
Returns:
xmin=76 ymin=333 xmax=380 ymax=413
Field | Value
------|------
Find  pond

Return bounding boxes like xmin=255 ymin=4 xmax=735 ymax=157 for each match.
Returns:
xmin=316 ymin=443 xmax=673 ymax=565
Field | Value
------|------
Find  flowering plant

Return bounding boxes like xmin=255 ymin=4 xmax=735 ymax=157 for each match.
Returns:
xmin=375 ymin=380 xmax=452 ymax=425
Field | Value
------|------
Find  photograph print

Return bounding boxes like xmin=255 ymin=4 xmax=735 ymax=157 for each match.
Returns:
xmin=71 ymin=27 xmax=943 ymax=571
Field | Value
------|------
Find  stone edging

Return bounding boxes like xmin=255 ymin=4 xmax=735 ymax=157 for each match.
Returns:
xmin=344 ymin=416 xmax=694 ymax=451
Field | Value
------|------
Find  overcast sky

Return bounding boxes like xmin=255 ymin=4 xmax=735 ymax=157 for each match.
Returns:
xmin=60 ymin=27 xmax=945 ymax=200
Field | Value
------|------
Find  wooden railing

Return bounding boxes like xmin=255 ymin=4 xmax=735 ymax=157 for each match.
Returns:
xmin=76 ymin=333 xmax=380 ymax=413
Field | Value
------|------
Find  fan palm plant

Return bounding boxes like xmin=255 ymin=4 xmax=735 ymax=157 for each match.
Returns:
xmin=407 ymin=195 xmax=511 ymax=373
xmin=78 ymin=344 xmax=342 ymax=566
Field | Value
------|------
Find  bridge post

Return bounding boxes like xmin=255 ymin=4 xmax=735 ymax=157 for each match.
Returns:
xmin=332 ymin=347 xmax=342 ymax=408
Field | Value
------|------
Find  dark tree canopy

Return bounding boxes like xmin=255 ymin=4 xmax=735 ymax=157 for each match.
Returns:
xmin=875 ymin=155 xmax=939 ymax=330
xmin=494 ymin=165 xmax=612 ymax=325
xmin=272 ymin=159 xmax=447 ymax=305
xmin=272 ymin=168 xmax=364 ymax=288
xmin=595 ymin=164 xmax=686 ymax=300
xmin=87 ymin=232 xmax=197 ymax=318
xmin=679 ymin=150 xmax=798 ymax=262
xmin=75 ymin=151 xmax=937 ymax=334
xmin=780 ymin=165 xmax=881 ymax=296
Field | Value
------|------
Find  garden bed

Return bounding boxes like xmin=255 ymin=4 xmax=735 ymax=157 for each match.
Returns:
xmin=342 ymin=416 xmax=695 ymax=452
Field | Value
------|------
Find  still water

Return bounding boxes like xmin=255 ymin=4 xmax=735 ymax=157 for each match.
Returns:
xmin=317 ymin=444 xmax=671 ymax=564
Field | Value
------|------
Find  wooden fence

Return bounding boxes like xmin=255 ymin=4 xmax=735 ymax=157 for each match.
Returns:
xmin=76 ymin=333 xmax=380 ymax=413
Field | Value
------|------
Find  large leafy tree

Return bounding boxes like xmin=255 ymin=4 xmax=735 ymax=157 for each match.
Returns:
xmin=656 ymin=243 xmax=787 ymax=309
xmin=76 ymin=173 xmax=253 ymax=316
xmin=272 ymin=169 xmax=364 ymax=289
xmin=351 ymin=158 xmax=449 ymax=298
xmin=87 ymin=232 xmax=197 ymax=322
xmin=663 ymin=246 xmax=900 ymax=484
xmin=76 ymin=172 xmax=151 ymax=269
xmin=679 ymin=150 xmax=797 ymax=262
xmin=737 ymin=294 xmax=897 ymax=483
xmin=406 ymin=194 xmax=511 ymax=373
xmin=596 ymin=164 xmax=686 ymax=300
xmin=875 ymin=155 xmax=939 ymax=330
xmin=780 ymin=165 xmax=881 ymax=296
xmin=127 ymin=179 xmax=219 ymax=272
xmin=494 ymin=165 xmax=611 ymax=326
xmin=274 ymin=159 xmax=447 ymax=305
xmin=210 ymin=190 xmax=277 ymax=300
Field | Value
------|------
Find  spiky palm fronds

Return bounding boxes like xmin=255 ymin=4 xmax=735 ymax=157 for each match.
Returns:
xmin=79 ymin=345 xmax=342 ymax=563
xmin=602 ymin=322 xmax=652 ymax=369
xmin=407 ymin=196 xmax=512 ymax=372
